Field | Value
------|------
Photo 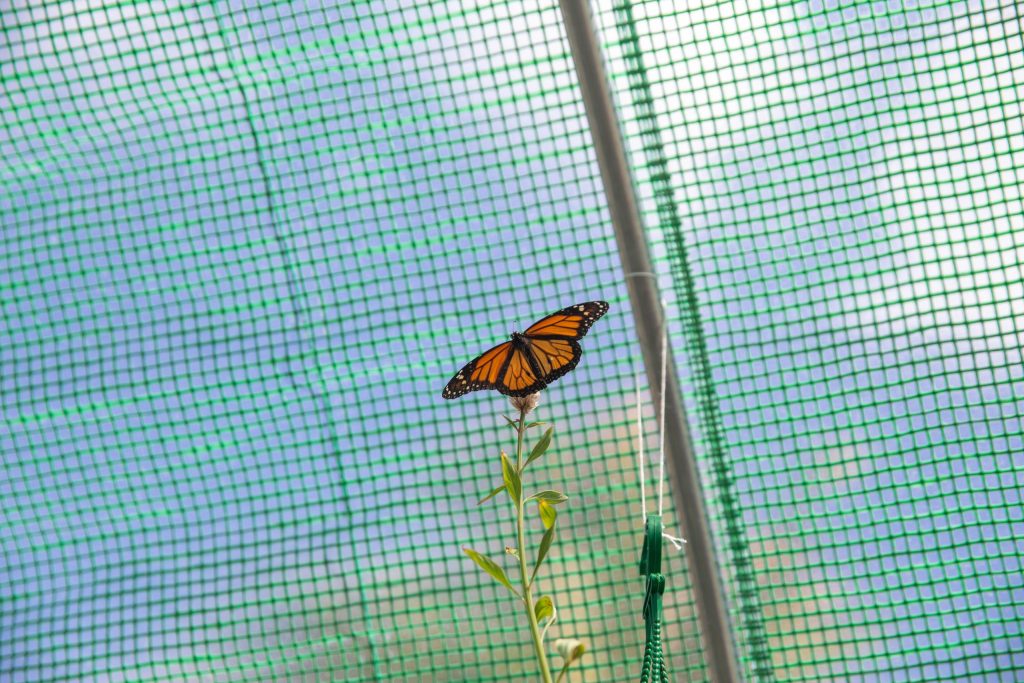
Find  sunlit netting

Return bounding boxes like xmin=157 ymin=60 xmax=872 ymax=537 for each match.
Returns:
xmin=598 ymin=0 xmax=1024 ymax=680
xmin=2 ymin=1 xmax=1022 ymax=682
xmin=1 ymin=2 xmax=698 ymax=681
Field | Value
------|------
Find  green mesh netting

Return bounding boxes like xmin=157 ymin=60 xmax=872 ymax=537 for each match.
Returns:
xmin=1 ymin=2 xmax=698 ymax=681
xmin=2 ymin=1 xmax=1022 ymax=682
xmin=599 ymin=0 xmax=1024 ymax=680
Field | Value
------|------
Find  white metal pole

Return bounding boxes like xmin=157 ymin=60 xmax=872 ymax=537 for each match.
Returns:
xmin=556 ymin=1 xmax=744 ymax=680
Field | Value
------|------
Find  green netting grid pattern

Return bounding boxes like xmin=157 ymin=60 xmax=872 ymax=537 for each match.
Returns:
xmin=599 ymin=0 xmax=1024 ymax=681
xmin=0 ymin=1 xmax=709 ymax=681
xmin=598 ymin=0 xmax=777 ymax=679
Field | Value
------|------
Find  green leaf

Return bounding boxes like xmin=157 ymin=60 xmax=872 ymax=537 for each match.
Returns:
xmin=535 ymin=595 xmax=555 ymax=623
xmin=527 ymin=490 xmax=568 ymax=505
xmin=463 ymin=548 xmax=519 ymax=598
xmin=477 ymin=485 xmax=505 ymax=506
xmin=524 ymin=426 xmax=554 ymax=468
xmin=555 ymin=639 xmax=586 ymax=682
xmin=502 ymin=415 xmax=519 ymax=428
xmin=531 ymin=524 xmax=555 ymax=583
xmin=536 ymin=595 xmax=558 ymax=642
xmin=538 ymin=500 xmax=557 ymax=530
xmin=501 ymin=451 xmax=521 ymax=507
xmin=526 ymin=421 xmax=547 ymax=430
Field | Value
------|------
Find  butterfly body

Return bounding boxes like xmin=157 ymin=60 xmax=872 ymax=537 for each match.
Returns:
xmin=442 ymin=301 xmax=608 ymax=399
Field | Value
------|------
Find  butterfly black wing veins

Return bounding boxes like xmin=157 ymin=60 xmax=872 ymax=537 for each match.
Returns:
xmin=524 ymin=301 xmax=609 ymax=340
xmin=441 ymin=341 xmax=514 ymax=399
xmin=517 ymin=338 xmax=582 ymax=395
xmin=442 ymin=301 xmax=608 ymax=399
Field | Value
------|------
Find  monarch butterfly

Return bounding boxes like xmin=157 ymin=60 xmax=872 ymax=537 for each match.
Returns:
xmin=442 ymin=301 xmax=609 ymax=399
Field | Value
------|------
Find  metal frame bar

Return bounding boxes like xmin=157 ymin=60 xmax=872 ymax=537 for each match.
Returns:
xmin=557 ymin=1 xmax=743 ymax=680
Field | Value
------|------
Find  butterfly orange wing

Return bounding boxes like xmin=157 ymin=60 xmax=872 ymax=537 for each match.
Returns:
xmin=526 ymin=337 xmax=581 ymax=380
xmin=499 ymin=346 xmax=547 ymax=396
xmin=513 ymin=301 xmax=608 ymax=394
xmin=442 ymin=341 xmax=513 ymax=399
xmin=442 ymin=301 xmax=608 ymax=399
xmin=523 ymin=301 xmax=609 ymax=340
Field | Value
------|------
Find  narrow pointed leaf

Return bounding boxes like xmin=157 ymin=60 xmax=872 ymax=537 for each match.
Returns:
xmin=477 ymin=484 xmax=505 ymax=506
xmin=524 ymin=427 xmax=554 ymax=468
xmin=531 ymin=524 xmax=555 ymax=583
xmin=538 ymin=500 xmax=557 ymax=530
xmin=527 ymin=490 xmax=568 ymax=505
xmin=463 ymin=548 xmax=519 ymax=597
xmin=535 ymin=595 xmax=555 ymax=623
xmin=526 ymin=421 xmax=547 ymax=429
xmin=501 ymin=451 xmax=521 ymax=507
xmin=502 ymin=415 xmax=518 ymax=428
xmin=538 ymin=595 xmax=558 ymax=642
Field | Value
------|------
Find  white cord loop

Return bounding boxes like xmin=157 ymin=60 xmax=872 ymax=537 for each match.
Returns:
xmin=629 ymin=272 xmax=684 ymax=549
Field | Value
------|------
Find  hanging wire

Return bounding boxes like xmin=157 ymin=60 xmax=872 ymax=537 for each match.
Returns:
xmin=627 ymin=271 xmax=685 ymax=547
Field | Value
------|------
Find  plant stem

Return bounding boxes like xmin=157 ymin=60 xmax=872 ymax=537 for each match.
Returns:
xmin=516 ymin=406 xmax=554 ymax=683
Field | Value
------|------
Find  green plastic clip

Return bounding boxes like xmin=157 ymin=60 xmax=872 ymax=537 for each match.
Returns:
xmin=639 ymin=515 xmax=668 ymax=683
xmin=640 ymin=514 xmax=663 ymax=577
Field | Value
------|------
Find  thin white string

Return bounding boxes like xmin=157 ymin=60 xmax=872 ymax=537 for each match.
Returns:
xmin=627 ymin=271 xmax=656 ymax=526
xmin=626 ymin=271 xmax=678 ymax=544
xmin=636 ymin=370 xmax=646 ymax=521
xmin=663 ymin=533 xmax=687 ymax=550
xmin=657 ymin=299 xmax=668 ymax=517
